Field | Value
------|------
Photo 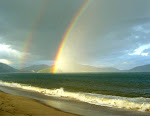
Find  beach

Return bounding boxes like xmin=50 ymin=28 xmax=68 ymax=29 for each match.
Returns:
xmin=0 ymin=91 xmax=77 ymax=116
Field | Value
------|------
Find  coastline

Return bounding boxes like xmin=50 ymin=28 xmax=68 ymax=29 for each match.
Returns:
xmin=0 ymin=85 xmax=150 ymax=116
xmin=0 ymin=91 xmax=77 ymax=116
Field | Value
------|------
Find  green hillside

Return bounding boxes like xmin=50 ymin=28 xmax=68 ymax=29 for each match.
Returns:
xmin=37 ymin=67 xmax=62 ymax=73
xmin=21 ymin=64 xmax=50 ymax=72
xmin=37 ymin=68 xmax=52 ymax=73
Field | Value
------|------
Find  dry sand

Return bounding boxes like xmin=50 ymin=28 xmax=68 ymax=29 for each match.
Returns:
xmin=0 ymin=91 xmax=77 ymax=116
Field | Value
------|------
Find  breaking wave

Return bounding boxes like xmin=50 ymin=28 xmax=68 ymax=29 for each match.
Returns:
xmin=0 ymin=80 xmax=150 ymax=112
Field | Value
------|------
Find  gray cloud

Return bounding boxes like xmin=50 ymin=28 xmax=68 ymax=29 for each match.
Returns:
xmin=0 ymin=0 xmax=150 ymax=69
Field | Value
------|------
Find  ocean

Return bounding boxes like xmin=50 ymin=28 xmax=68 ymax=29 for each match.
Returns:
xmin=0 ymin=72 xmax=150 ymax=116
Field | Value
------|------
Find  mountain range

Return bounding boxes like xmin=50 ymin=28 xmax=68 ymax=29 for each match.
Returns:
xmin=20 ymin=64 xmax=50 ymax=72
xmin=0 ymin=62 xmax=150 ymax=73
xmin=0 ymin=63 xmax=18 ymax=73
xmin=128 ymin=64 xmax=150 ymax=72
xmin=37 ymin=63 xmax=150 ymax=73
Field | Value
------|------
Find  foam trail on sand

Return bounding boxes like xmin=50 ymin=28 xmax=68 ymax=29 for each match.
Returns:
xmin=0 ymin=80 xmax=150 ymax=112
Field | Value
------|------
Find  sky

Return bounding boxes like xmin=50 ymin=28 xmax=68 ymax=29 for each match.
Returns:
xmin=0 ymin=0 xmax=150 ymax=70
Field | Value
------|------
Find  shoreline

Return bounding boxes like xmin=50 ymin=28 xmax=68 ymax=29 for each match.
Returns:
xmin=0 ymin=85 xmax=150 ymax=116
xmin=0 ymin=91 xmax=77 ymax=116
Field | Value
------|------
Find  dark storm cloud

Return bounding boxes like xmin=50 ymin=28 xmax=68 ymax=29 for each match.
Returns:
xmin=1 ymin=0 xmax=150 ymax=69
xmin=0 ymin=0 xmax=83 ymax=58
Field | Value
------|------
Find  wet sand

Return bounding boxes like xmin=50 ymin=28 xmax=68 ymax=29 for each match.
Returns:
xmin=0 ymin=91 xmax=77 ymax=116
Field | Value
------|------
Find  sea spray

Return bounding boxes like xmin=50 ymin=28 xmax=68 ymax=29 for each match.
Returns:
xmin=0 ymin=80 xmax=150 ymax=112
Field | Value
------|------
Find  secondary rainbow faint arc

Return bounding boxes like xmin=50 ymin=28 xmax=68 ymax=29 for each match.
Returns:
xmin=52 ymin=0 xmax=92 ymax=73
xmin=20 ymin=0 xmax=50 ymax=69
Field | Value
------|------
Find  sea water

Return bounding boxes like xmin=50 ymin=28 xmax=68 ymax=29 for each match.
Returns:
xmin=0 ymin=72 xmax=149 ymax=115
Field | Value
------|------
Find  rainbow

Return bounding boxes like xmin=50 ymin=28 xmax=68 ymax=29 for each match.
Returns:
xmin=20 ymin=0 xmax=50 ymax=69
xmin=52 ymin=0 xmax=92 ymax=73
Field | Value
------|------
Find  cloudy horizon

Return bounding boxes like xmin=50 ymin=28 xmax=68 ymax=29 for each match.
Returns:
xmin=0 ymin=0 xmax=150 ymax=70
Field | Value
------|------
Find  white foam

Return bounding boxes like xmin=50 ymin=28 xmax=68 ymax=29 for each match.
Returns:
xmin=0 ymin=80 xmax=150 ymax=112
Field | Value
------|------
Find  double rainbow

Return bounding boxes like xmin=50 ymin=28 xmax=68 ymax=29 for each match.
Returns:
xmin=52 ymin=0 xmax=92 ymax=73
xmin=20 ymin=0 xmax=92 ymax=72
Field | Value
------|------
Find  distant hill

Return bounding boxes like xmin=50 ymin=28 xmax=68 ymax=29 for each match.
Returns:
xmin=59 ymin=63 xmax=120 ymax=72
xmin=0 ymin=63 xmax=18 ymax=73
xmin=38 ymin=63 xmax=120 ymax=73
xmin=21 ymin=64 xmax=50 ymax=72
xmin=2 ymin=62 xmax=150 ymax=73
xmin=129 ymin=64 xmax=150 ymax=72
xmin=37 ymin=66 xmax=62 ymax=73
xmin=37 ymin=68 xmax=51 ymax=73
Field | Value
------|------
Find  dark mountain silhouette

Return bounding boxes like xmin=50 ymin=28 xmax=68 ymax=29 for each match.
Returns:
xmin=1 ymin=62 xmax=150 ymax=73
xmin=129 ymin=64 xmax=150 ymax=72
xmin=38 ymin=63 xmax=120 ymax=73
xmin=0 ymin=63 xmax=18 ymax=73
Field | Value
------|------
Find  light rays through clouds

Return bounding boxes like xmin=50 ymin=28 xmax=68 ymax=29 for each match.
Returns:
xmin=129 ymin=23 xmax=150 ymax=56
xmin=87 ymin=21 xmax=150 ymax=70
xmin=129 ymin=44 xmax=150 ymax=56
xmin=0 ymin=59 xmax=12 ymax=65
xmin=0 ymin=43 xmax=22 ymax=65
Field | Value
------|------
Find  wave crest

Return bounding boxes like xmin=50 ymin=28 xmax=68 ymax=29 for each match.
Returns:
xmin=0 ymin=80 xmax=150 ymax=112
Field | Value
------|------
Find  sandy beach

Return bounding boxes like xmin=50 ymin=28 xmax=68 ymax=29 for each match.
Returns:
xmin=0 ymin=91 xmax=77 ymax=116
